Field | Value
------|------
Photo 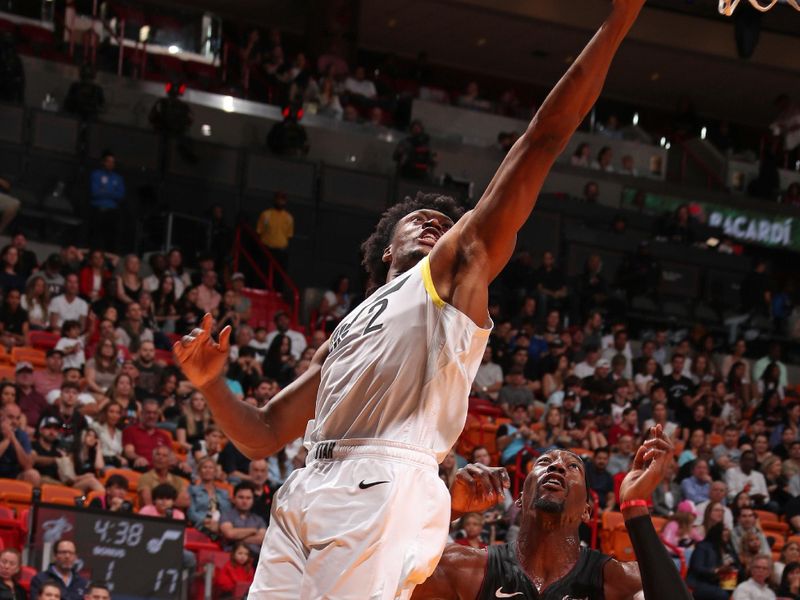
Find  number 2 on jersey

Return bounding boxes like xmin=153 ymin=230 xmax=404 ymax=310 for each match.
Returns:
xmin=363 ymin=299 xmax=388 ymax=335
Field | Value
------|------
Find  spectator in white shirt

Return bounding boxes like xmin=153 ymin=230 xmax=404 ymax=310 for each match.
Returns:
xmin=694 ymin=481 xmax=735 ymax=531
xmin=53 ymin=320 xmax=85 ymax=370
xmin=732 ymin=554 xmax=775 ymax=600
xmin=264 ymin=311 xmax=306 ymax=361
xmin=48 ymin=273 xmax=88 ymax=330
xmin=574 ymin=345 xmax=601 ymax=379
xmin=343 ymin=66 xmax=377 ymax=100
xmin=471 ymin=347 xmax=503 ymax=401
xmin=725 ymin=451 xmax=770 ymax=506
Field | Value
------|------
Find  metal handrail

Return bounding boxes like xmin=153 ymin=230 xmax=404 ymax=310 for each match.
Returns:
xmin=231 ymin=221 xmax=300 ymax=326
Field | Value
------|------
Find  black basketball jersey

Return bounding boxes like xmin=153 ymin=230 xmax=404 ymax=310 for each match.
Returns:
xmin=477 ymin=543 xmax=611 ymax=600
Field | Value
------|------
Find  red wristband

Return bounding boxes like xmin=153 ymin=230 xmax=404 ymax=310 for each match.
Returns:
xmin=620 ymin=500 xmax=648 ymax=511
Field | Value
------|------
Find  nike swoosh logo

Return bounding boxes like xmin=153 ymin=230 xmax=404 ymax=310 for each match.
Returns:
xmin=495 ymin=588 xmax=524 ymax=598
xmin=358 ymin=480 xmax=390 ymax=490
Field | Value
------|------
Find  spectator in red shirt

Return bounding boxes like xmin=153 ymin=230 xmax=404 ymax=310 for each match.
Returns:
xmin=122 ymin=398 xmax=172 ymax=469
xmin=33 ymin=349 xmax=63 ymax=398
xmin=214 ymin=542 xmax=255 ymax=599
xmin=455 ymin=512 xmax=487 ymax=549
xmin=608 ymin=406 xmax=640 ymax=446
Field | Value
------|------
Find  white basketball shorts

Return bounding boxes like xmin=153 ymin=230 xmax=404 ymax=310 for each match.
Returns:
xmin=248 ymin=438 xmax=451 ymax=600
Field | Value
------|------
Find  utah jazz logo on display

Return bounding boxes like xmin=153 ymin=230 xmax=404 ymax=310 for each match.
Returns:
xmin=329 ymin=273 xmax=411 ymax=352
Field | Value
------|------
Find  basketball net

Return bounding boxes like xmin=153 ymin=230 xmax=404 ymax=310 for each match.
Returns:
xmin=719 ymin=0 xmax=800 ymax=14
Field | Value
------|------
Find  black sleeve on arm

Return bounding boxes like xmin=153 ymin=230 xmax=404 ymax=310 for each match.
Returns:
xmin=625 ymin=515 xmax=692 ymax=600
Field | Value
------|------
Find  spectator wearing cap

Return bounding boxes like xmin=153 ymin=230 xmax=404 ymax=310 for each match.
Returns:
xmin=30 ymin=539 xmax=89 ymax=600
xmin=661 ymin=500 xmax=703 ymax=550
xmin=16 ymin=361 xmax=47 ymax=435
xmin=33 ymin=350 xmax=64 ymax=398
xmin=41 ymin=381 xmax=88 ymax=449
xmin=40 ymin=254 xmax=65 ymax=298
xmin=138 ymin=446 xmax=189 ymax=509
xmin=0 ymin=402 xmax=40 ymax=485
xmin=582 ymin=358 xmax=614 ymax=406
xmin=32 ymin=416 xmax=67 ymax=484
xmin=264 ymin=311 xmax=306 ymax=361
xmin=48 ymin=273 xmax=88 ymax=331
xmin=46 ymin=368 xmax=96 ymax=415
xmin=122 ymin=398 xmax=172 ymax=470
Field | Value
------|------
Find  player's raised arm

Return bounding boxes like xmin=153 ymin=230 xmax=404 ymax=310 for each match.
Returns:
xmin=174 ymin=314 xmax=324 ymax=459
xmin=439 ymin=0 xmax=646 ymax=282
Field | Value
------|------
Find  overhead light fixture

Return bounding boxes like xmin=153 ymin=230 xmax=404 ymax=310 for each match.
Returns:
xmin=222 ymin=96 xmax=234 ymax=113
xmin=650 ymin=72 xmax=660 ymax=81
xmin=201 ymin=124 xmax=212 ymax=136
xmin=476 ymin=37 xmax=487 ymax=47
xmin=701 ymin=126 xmax=708 ymax=140
xmin=387 ymin=17 xmax=397 ymax=28
xmin=168 ymin=45 xmax=181 ymax=55
xmin=660 ymin=137 xmax=666 ymax=148
xmin=632 ymin=112 xmax=639 ymax=126
xmin=138 ymin=25 xmax=150 ymax=43
xmin=665 ymin=142 xmax=671 ymax=150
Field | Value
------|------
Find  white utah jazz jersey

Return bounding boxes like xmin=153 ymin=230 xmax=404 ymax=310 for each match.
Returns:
xmin=304 ymin=256 xmax=491 ymax=462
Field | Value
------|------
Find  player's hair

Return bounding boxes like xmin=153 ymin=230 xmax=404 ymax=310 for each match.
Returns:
xmin=361 ymin=192 xmax=465 ymax=288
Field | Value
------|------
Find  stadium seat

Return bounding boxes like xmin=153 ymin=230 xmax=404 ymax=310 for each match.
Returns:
xmin=10 ymin=347 xmax=46 ymax=367
xmin=155 ymin=348 xmax=175 ymax=365
xmin=600 ymin=511 xmax=625 ymax=555
xmin=18 ymin=565 xmax=37 ymax=592
xmin=196 ymin=548 xmax=229 ymax=572
xmin=102 ymin=468 xmax=141 ymax=491
xmin=40 ymin=483 xmax=82 ymax=506
xmin=610 ymin=526 xmax=636 ymax=561
xmin=215 ymin=481 xmax=234 ymax=498
xmin=0 ymin=365 xmax=15 ymax=381
xmin=0 ymin=347 xmax=10 ymax=364
xmin=755 ymin=510 xmax=779 ymax=523
xmin=29 ymin=331 xmax=60 ymax=351
xmin=0 ymin=480 xmax=32 ymax=514
xmin=184 ymin=528 xmax=220 ymax=553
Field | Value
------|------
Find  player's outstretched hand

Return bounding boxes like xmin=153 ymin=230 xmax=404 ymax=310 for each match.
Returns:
xmin=173 ymin=313 xmax=231 ymax=389
xmin=450 ymin=463 xmax=510 ymax=518
xmin=619 ymin=424 xmax=673 ymax=504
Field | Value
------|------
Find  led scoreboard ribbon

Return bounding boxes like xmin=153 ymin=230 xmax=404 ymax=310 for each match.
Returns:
xmin=30 ymin=503 xmax=186 ymax=600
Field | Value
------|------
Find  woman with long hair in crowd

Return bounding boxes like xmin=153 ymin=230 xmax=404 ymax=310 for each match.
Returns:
xmin=778 ymin=562 xmax=800 ymax=600
xmin=753 ymin=432 xmax=775 ymax=468
xmin=92 ymin=401 xmax=127 ymax=467
xmin=0 ymin=548 xmax=25 ymax=599
xmin=727 ymin=360 xmax=752 ymax=406
xmin=775 ymin=542 xmax=800 ymax=584
xmin=687 ymin=523 xmax=741 ymax=600
xmin=177 ymin=391 xmax=213 ymax=452
xmin=0 ymin=288 xmax=28 ymax=349
xmin=678 ymin=428 xmax=706 ymax=467
xmin=263 ymin=333 xmax=294 ymax=386
xmin=721 ymin=338 xmax=752 ymax=382
xmin=79 ymin=249 xmax=112 ymax=302
xmin=72 ymin=428 xmax=105 ymax=481
xmin=438 ymin=448 xmax=458 ymax=490
xmin=216 ymin=290 xmax=241 ymax=334
xmin=0 ymin=245 xmax=22 ymax=292
xmin=758 ymin=362 xmax=785 ymax=404
xmin=737 ymin=530 xmax=763 ymax=580
xmin=316 ymin=275 xmax=352 ymax=334
xmin=166 ymin=248 xmax=191 ymax=298
xmin=542 ymin=354 xmax=571 ymax=399
xmin=187 ymin=456 xmax=231 ymax=535
xmin=85 ymin=337 xmax=121 ymax=398
xmin=690 ymin=353 xmax=716 ymax=386
xmin=116 ymin=254 xmax=143 ymax=305
xmin=107 ymin=373 xmax=140 ymax=426
xmin=156 ymin=370 xmax=181 ymax=421
xmin=762 ymin=454 xmax=791 ymax=511
xmin=152 ymin=272 xmax=178 ymax=334
xmin=540 ymin=406 xmax=569 ymax=448
xmin=700 ymin=502 xmax=726 ymax=538
xmin=21 ymin=274 xmax=49 ymax=330
xmin=175 ymin=286 xmax=202 ymax=334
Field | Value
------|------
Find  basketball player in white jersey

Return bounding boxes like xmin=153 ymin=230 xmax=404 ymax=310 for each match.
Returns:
xmin=175 ymin=0 xmax=647 ymax=597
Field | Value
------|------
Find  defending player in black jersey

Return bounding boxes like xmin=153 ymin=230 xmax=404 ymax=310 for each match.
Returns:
xmin=414 ymin=425 xmax=692 ymax=600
